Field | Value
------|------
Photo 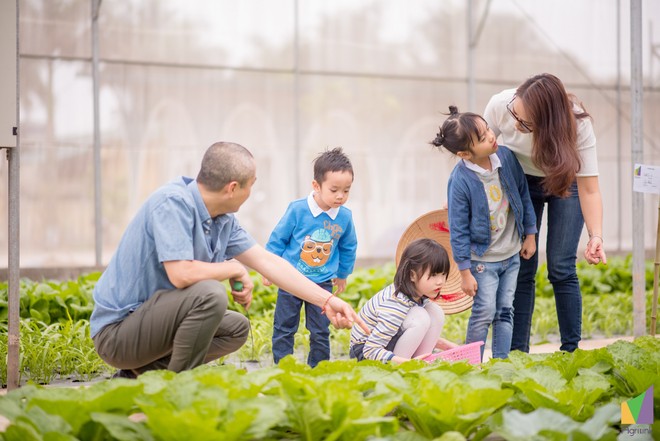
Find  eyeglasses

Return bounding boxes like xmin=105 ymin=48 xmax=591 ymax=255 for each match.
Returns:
xmin=300 ymin=239 xmax=332 ymax=255
xmin=506 ymin=97 xmax=533 ymax=133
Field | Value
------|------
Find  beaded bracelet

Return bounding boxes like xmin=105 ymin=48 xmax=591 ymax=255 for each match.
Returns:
xmin=588 ymin=235 xmax=603 ymax=244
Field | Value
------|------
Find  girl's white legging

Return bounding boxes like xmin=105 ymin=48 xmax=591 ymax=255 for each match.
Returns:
xmin=393 ymin=302 xmax=446 ymax=359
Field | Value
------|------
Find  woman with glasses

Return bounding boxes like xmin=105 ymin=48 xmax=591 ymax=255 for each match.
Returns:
xmin=483 ymin=73 xmax=607 ymax=354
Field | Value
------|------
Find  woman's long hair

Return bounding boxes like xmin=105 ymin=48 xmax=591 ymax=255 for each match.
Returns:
xmin=516 ymin=73 xmax=590 ymax=197
xmin=394 ymin=238 xmax=450 ymax=300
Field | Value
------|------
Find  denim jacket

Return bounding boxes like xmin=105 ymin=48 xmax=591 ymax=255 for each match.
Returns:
xmin=447 ymin=145 xmax=537 ymax=270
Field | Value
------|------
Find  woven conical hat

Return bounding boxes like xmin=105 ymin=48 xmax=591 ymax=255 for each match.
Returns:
xmin=395 ymin=209 xmax=473 ymax=315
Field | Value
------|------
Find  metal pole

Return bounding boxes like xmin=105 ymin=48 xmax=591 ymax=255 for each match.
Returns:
xmin=466 ymin=0 xmax=491 ymax=112
xmin=630 ymin=0 xmax=645 ymax=337
xmin=467 ymin=0 xmax=475 ymax=111
xmin=293 ymin=0 xmax=300 ymax=194
xmin=6 ymin=0 xmax=20 ymax=391
xmin=6 ymin=148 xmax=19 ymax=391
xmin=651 ymin=22 xmax=660 ymax=337
xmin=616 ymin=0 xmax=622 ymax=251
xmin=652 ymin=199 xmax=659 ymax=335
xmin=92 ymin=0 xmax=102 ymax=266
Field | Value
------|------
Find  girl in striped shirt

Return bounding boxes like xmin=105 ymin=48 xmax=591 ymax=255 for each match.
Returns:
xmin=349 ymin=238 xmax=458 ymax=363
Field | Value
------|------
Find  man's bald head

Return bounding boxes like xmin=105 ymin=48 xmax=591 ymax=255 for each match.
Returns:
xmin=197 ymin=142 xmax=255 ymax=191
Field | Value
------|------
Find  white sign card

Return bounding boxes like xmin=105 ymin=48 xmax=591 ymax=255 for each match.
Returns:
xmin=633 ymin=164 xmax=660 ymax=195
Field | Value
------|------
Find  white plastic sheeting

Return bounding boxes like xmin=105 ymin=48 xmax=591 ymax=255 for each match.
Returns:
xmin=1 ymin=0 xmax=659 ymax=267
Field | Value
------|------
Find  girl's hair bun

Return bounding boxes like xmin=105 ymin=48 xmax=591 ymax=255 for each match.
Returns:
xmin=432 ymin=129 xmax=445 ymax=147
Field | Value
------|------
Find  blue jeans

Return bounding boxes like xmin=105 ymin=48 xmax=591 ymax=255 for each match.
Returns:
xmin=512 ymin=175 xmax=584 ymax=353
xmin=272 ymin=281 xmax=332 ymax=367
xmin=465 ymin=255 xmax=520 ymax=359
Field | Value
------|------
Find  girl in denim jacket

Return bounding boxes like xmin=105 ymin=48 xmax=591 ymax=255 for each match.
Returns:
xmin=432 ymin=106 xmax=537 ymax=360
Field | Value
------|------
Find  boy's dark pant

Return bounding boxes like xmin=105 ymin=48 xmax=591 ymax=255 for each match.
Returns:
xmin=272 ymin=281 xmax=332 ymax=367
xmin=93 ymin=280 xmax=249 ymax=373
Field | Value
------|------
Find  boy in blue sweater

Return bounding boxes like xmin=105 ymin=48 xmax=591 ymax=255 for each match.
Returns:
xmin=432 ymin=106 xmax=537 ymax=360
xmin=264 ymin=147 xmax=358 ymax=367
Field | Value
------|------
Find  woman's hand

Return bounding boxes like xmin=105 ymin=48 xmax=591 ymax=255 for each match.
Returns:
xmin=576 ymin=176 xmax=606 ymax=265
xmin=584 ymin=236 xmax=607 ymax=265
xmin=520 ymin=234 xmax=536 ymax=260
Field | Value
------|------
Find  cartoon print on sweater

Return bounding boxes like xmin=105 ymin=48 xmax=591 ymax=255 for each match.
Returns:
xmin=486 ymin=181 xmax=508 ymax=233
xmin=297 ymin=228 xmax=334 ymax=276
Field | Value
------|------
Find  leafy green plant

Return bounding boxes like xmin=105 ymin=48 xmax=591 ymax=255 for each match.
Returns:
xmin=397 ymin=368 xmax=513 ymax=438
xmin=0 ymin=338 xmax=655 ymax=440
xmin=135 ymin=367 xmax=286 ymax=441
xmin=272 ymin=358 xmax=399 ymax=440
xmin=486 ymin=404 xmax=620 ymax=441
xmin=0 ymin=273 xmax=99 ymax=325
xmin=233 ymin=309 xmax=275 ymax=365
xmin=0 ymin=319 xmax=112 ymax=386
xmin=342 ymin=264 xmax=395 ymax=310
xmin=0 ymin=256 xmax=657 ymax=386
xmin=536 ymin=255 xmax=654 ymax=298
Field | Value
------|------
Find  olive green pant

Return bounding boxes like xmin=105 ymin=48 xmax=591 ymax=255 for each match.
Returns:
xmin=93 ymin=280 xmax=249 ymax=373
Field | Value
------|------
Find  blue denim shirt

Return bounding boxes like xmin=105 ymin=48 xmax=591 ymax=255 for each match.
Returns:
xmin=447 ymin=146 xmax=537 ymax=270
xmin=90 ymin=176 xmax=256 ymax=337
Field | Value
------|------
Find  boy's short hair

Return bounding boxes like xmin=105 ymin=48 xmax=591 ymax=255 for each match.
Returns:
xmin=313 ymin=147 xmax=354 ymax=183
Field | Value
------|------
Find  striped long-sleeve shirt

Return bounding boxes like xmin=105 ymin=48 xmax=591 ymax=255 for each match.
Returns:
xmin=349 ymin=284 xmax=427 ymax=362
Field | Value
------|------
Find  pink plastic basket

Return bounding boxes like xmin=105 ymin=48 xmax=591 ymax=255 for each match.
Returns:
xmin=423 ymin=341 xmax=484 ymax=365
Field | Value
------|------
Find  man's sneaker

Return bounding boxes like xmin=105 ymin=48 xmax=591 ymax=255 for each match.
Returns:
xmin=112 ymin=369 xmax=138 ymax=379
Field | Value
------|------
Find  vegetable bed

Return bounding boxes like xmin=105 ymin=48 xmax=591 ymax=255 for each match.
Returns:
xmin=0 ymin=337 xmax=657 ymax=440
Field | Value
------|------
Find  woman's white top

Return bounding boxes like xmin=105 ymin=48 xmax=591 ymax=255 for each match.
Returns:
xmin=483 ymin=88 xmax=599 ymax=177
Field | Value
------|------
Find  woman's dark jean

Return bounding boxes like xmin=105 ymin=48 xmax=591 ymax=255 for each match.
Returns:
xmin=512 ymin=175 xmax=584 ymax=353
